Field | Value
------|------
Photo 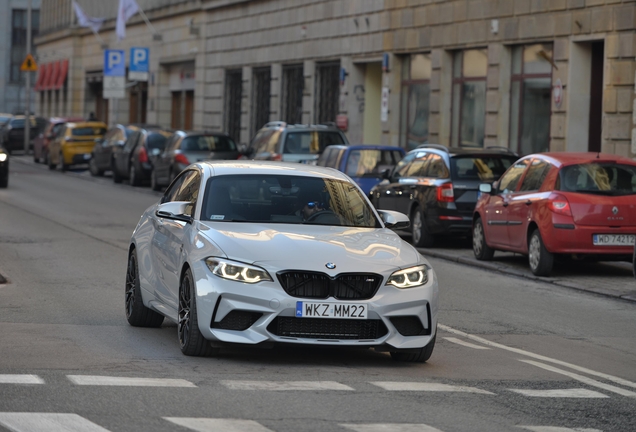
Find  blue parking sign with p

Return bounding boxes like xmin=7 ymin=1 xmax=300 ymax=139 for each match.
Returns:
xmin=130 ymin=47 xmax=149 ymax=73
xmin=104 ymin=50 xmax=125 ymax=77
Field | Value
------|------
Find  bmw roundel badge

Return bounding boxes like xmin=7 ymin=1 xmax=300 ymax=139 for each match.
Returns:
xmin=325 ymin=262 xmax=336 ymax=269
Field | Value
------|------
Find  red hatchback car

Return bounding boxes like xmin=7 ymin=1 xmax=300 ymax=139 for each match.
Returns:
xmin=472 ymin=152 xmax=636 ymax=276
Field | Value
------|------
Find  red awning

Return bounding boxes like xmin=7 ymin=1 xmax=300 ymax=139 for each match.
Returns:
xmin=41 ymin=63 xmax=54 ymax=90
xmin=34 ymin=62 xmax=48 ymax=91
xmin=47 ymin=61 xmax=61 ymax=91
xmin=53 ymin=59 xmax=69 ymax=90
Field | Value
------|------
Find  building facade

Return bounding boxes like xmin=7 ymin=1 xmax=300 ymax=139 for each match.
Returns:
xmin=35 ymin=0 xmax=636 ymax=159
xmin=1 ymin=0 xmax=41 ymax=115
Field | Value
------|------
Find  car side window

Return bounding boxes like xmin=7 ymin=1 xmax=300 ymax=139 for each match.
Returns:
xmin=174 ymin=171 xmax=201 ymax=216
xmin=161 ymin=172 xmax=188 ymax=204
xmin=426 ymin=154 xmax=449 ymax=178
xmin=519 ymin=159 xmax=551 ymax=192
xmin=123 ymin=132 xmax=139 ymax=151
xmin=498 ymin=160 xmax=529 ymax=194
xmin=392 ymin=152 xmax=418 ymax=179
xmin=405 ymin=156 xmax=429 ymax=177
xmin=326 ymin=148 xmax=342 ymax=168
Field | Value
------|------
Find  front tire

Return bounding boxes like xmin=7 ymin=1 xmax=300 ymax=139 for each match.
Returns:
xmin=178 ymin=268 xmax=217 ymax=357
xmin=89 ymin=157 xmax=104 ymax=176
xmin=473 ymin=218 xmax=495 ymax=261
xmin=391 ymin=331 xmax=436 ymax=363
xmin=125 ymin=249 xmax=164 ymax=327
xmin=528 ymin=229 xmax=554 ymax=276
xmin=112 ymin=162 xmax=123 ymax=184
xmin=411 ymin=206 xmax=434 ymax=248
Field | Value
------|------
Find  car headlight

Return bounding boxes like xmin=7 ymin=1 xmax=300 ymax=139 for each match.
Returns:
xmin=206 ymin=258 xmax=272 ymax=284
xmin=386 ymin=265 xmax=429 ymax=288
xmin=0 ymin=153 xmax=7 ymax=162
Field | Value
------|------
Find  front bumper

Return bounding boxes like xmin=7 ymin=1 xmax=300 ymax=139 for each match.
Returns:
xmin=189 ymin=260 xmax=438 ymax=350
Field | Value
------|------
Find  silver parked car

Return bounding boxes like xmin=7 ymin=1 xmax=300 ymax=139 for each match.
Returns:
xmin=126 ymin=161 xmax=439 ymax=361
xmin=150 ymin=131 xmax=239 ymax=191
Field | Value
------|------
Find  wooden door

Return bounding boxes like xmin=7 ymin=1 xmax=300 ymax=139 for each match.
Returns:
xmin=185 ymin=91 xmax=194 ymax=130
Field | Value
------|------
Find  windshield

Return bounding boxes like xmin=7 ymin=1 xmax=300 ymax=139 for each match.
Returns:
xmin=72 ymin=127 xmax=107 ymax=136
xmin=559 ymin=163 xmax=636 ymax=196
xmin=146 ymin=133 xmax=169 ymax=150
xmin=182 ymin=135 xmax=237 ymax=152
xmin=345 ymin=149 xmax=404 ymax=177
xmin=202 ymin=174 xmax=380 ymax=227
xmin=283 ymin=131 xmax=346 ymax=154
xmin=450 ymin=155 xmax=517 ymax=181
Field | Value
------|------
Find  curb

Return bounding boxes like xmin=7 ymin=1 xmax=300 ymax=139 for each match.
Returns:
xmin=418 ymin=248 xmax=636 ymax=304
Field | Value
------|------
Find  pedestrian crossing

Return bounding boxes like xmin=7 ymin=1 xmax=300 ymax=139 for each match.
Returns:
xmin=0 ymin=413 xmax=603 ymax=432
xmin=0 ymin=374 xmax=622 ymax=399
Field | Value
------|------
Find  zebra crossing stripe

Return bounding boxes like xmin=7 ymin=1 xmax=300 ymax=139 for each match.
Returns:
xmin=164 ymin=418 xmax=274 ymax=432
xmin=443 ymin=337 xmax=490 ymax=350
xmin=0 ymin=413 xmax=111 ymax=432
xmin=371 ymin=382 xmax=495 ymax=394
xmin=0 ymin=375 xmax=44 ymax=384
xmin=509 ymin=388 xmax=609 ymax=398
xmin=340 ymin=423 xmax=445 ymax=432
xmin=220 ymin=380 xmax=354 ymax=391
xmin=67 ymin=375 xmax=196 ymax=387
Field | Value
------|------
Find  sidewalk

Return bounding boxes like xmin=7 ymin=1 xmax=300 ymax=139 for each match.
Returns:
xmin=413 ymin=237 xmax=636 ymax=303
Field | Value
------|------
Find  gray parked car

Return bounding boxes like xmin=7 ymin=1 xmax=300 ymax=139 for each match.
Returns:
xmin=150 ymin=131 xmax=239 ymax=191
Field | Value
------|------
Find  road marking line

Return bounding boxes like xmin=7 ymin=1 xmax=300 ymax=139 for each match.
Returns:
xmin=0 ymin=413 xmax=111 ymax=432
xmin=509 ymin=388 xmax=609 ymax=398
xmin=518 ymin=426 xmax=603 ymax=432
xmin=440 ymin=324 xmax=636 ymax=391
xmin=519 ymin=360 xmax=636 ymax=398
xmin=67 ymin=375 xmax=196 ymax=387
xmin=443 ymin=337 xmax=490 ymax=350
xmin=340 ymin=423 xmax=444 ymax=432
xmin=370 ymin=381 xmax=495 ymax=394
xmin=0 ymin=375 xmax=44 ymax=384
xmin=220 ymin=380 xmax=354 ymax=391
xmin=163 ymin=418 xmax=273 ymax=432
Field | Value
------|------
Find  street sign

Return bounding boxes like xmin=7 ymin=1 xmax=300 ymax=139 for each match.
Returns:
xmin=104 ymin=49 xmax=125 ymax=99
xmin=104 ymin=50 xmax=125 ymax=77
xmin=129 ymin=47 xmax=149 ymax=81
xmin=20 ymin=53 xmax=38 ymax=72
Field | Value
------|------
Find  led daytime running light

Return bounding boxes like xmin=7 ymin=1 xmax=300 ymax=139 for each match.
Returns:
xmin=206 ymin=258 xmax=272 ymax=284
xmin=387 ymin=265 xmax=429 ymax=289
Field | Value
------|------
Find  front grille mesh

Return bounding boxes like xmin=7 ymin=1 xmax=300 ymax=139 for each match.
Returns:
xmin=267 ymin=317 xmax=388 ymax=340
xmin=277 ymin=271 xmax=382 ymax=300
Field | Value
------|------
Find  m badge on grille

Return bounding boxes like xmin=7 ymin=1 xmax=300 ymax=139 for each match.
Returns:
xmin=325 ymin=263 xmax=336 ymax=269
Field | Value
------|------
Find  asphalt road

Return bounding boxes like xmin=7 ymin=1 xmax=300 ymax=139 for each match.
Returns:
xmin=1 ymin=159 xmax=635 ymax=432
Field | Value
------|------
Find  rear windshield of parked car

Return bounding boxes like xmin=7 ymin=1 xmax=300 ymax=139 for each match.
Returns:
xmin=72 ymin=127 xmax=107 ymax=136
xmin=283 ymin=131 xmax=346 ymax=154
xmin=181 ymin=135 xmax=237 ymax=152
xmin=202 ymin=174 xmax=380 ymax=228
xmin=558 ymin=163 xmax=636 ymax=196
xmin=345 ymin=149 xmax=404 ymax=177
xmin=146 ymin=133 xmax=169 ymax=150
xmin=450 ymin=155 xmax=517 ymax=182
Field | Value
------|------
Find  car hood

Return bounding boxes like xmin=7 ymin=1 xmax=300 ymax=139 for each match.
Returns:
xmin=197 ymin=222 xmax=423 ymax=274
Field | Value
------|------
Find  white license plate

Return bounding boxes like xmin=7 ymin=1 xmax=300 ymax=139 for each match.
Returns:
xmin=593 ymin=234 xmax=635 ymax=246
xmin=295 ymin=301 xmax=367 ymax=319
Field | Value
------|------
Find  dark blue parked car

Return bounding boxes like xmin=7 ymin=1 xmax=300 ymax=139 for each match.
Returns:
xmin=316 ymin=145 xmax=405 ymax=195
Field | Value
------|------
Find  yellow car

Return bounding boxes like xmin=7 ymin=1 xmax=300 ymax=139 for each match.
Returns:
xmin=49 ymin=121 xmax=107 ymax=171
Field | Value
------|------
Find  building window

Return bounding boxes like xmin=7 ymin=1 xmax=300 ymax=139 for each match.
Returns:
xmin=401 ymin=54 xmax=431 ymax=150
xmin=10 ymin=9 xmax=40 ymax=83
xmin=225 ymin=69 xmax=243 ymax=143
xmin=451 ymin=49 xmax=487 ymax=148
xmin=510 ymin=44 xmax=553 ymax=155
xmin=252 ymin=67 xmax=271 ymax=135
xmin=282 ymin=64 xmax=303 ymax=125
xmin=315 ymin=61 xmax=340 ymax=124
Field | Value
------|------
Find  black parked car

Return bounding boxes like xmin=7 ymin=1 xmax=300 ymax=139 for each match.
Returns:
xmin=112 ymin=127 xmax=171 ymax=186
xmin=150 ymin=131 xmax=239 ymax=191
xmin=0 ymin=116 xmax=46 ymax=154
xmin=89 ymin=124 xmax=152 ymax=177
xmin=369 ymin=144 xmax=519 ymax=247
xmin=0 ymin=145 xmax=8 ymax=188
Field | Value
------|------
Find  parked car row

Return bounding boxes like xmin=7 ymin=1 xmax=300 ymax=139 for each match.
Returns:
xmin=0 ymin=114 xmax=47 ymax=154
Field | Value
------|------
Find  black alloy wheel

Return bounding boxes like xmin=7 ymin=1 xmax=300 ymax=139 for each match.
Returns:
xmin=125 ymin=249 xmax=164 ymax=327
xmin=178 ymin=268 xmax=217 ymax=357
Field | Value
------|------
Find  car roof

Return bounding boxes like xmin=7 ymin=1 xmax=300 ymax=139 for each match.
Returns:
xmin=408 ymin=145 xmax=519 ymax=158
xmin=178 ymin=130 xmax=232 ymax=137
xmin=197 ymin=160 xmax=349 ymax=180
xmin=333 ymin=144 xmax=406 ymax=152
xmin=527 ymin=152 xmax=636 ymax=166
xmin=259 ymin=121 xmax=343 ymax=132
xmin=66 ymin=121 xmax=108 ymax=128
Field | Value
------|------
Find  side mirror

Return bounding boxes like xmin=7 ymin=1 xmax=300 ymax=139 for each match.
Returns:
xmin=155 ymin=201 xmax=193 ymax=224
xmin=377 ymin=209 xmax=410 ymax=230
xmin=479 ymin=183 xmax=492 ymax=195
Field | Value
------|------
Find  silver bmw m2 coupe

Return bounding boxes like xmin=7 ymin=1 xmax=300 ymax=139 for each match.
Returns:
xmin=126 ymin=161 xmax=439 ymax=362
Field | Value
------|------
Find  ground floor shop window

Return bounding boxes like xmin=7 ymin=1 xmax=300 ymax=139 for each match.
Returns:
xmin=451 ymin=49 xmax=487 ymax=148
xmin=509 ymin=44 xmax=553 ymax=155
xmin=315 ymin=62 xmax=340 ymax=124
xmin=282 ymin=64 xmax=303 ymax=125
xmin=401 ymin=54 xmax=431 ymax=150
